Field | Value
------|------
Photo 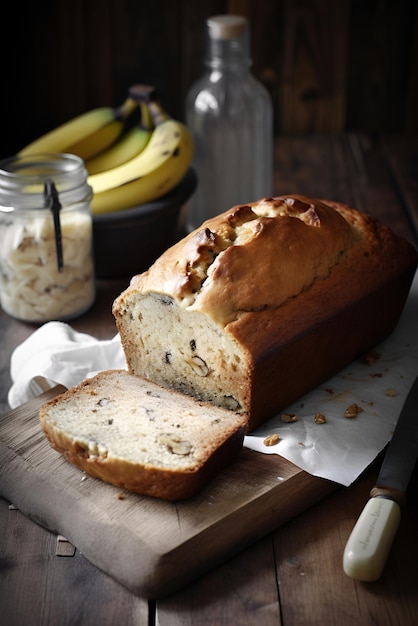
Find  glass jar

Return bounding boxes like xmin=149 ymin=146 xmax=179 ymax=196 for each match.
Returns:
xmin=185 ymin=14 xmax=273 ymax=231
xmin=0 ymin=153 xmax=96 ymax=323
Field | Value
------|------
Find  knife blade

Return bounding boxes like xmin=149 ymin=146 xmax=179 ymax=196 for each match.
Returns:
xmin=343 ymin=375 xmax=418 ymax=582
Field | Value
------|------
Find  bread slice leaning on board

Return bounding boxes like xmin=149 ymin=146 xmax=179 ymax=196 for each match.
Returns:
xmin=113 ymin=194 xmax=418 ymax=432
xmin=40 ymin=194 xmax=418 ymax=500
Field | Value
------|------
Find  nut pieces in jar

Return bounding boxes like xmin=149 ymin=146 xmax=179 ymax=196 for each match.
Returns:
xmin=1 ymin=211 xmax=95 ymax=321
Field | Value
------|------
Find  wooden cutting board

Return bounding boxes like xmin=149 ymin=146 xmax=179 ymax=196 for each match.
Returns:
xmin=0 ymin=387 xmax=337 ymax=598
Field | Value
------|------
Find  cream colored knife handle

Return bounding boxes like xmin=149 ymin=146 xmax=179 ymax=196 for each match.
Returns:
xmin=343 ymin=497 xmax=401 ymax=582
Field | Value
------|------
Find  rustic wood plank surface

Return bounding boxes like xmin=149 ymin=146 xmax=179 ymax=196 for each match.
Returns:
xmin=0 ymin=392 xmax=337 ymax=598
xmin=382 ymin=135 xmax=418 ymax=239
xmin=280 ymin=0 xmax=350 ymax=133
xmin=1 ymin=498 xmax=150 ymax=625
xmin=1 ymin=134 xmax=418 ymax=625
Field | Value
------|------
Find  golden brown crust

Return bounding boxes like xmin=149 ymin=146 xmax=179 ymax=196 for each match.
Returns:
xmin=228 ymin=199 xmax=417 ymax=351
xmin=119 ymin=196 xmax=416 ymax=324
xmin=126 ymin=195 xmax=355 ymax=324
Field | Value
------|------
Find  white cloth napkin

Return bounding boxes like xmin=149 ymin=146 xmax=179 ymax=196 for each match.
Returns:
xmin=8 ymin=271 xmax=418 ymax=487
xmin=8 ymin=321 xmax=127 ymax=408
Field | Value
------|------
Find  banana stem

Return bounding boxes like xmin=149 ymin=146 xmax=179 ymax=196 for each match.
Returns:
xmin=115 ymin=97 xmax=138 ymax=121
xmin=129 ymin=84 xmax=170 ymax=127
xmin=146 ymin=100 xmax=169 ymax=126
xmin=139 ymin=101 xmax=154 ymax=132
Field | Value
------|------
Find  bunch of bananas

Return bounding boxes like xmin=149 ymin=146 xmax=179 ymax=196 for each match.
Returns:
xmin=19 ymin=85 xmax=194 ymax=215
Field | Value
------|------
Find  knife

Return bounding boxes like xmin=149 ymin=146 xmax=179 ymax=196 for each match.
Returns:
xmin=343 ymin=375 xmax=418 ymax=582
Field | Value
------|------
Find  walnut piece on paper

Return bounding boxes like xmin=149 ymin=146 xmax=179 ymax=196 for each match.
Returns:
xmin=314 ymin=412 xmax=327 ymax=424
xmin=344 ymin=403 xmax=364 ymax=419
xmin=263 ymin=433 xmax=280 ymax=447
xmin=361 ymin=350 xmax=381 ymax=365
xmin=281 ymin=413 xmax=299 ymax=423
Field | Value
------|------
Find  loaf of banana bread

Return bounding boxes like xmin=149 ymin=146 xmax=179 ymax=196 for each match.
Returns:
xmin=113 ymin=195 xmax=418 ymax=432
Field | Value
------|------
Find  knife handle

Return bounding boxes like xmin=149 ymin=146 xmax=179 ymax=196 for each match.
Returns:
xmin=343 ymin=496 xmax=401 ymax=582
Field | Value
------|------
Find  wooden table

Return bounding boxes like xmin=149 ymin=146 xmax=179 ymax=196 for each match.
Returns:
xmin=1 ymin=133 xmax=418 ymax=625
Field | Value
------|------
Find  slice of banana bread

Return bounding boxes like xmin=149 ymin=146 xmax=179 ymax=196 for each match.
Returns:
xmin=39 ymin=369 xmax=247 ymax=500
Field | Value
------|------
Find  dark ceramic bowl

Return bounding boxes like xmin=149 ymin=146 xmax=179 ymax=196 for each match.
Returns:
xmin=92 ymin=168 xmax=197 ymax=278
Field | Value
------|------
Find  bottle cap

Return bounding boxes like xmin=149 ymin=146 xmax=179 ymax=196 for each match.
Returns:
xmin=207 ymin=15 xmax=247 ymax=40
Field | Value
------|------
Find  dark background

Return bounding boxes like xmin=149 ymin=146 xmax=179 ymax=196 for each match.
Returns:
xmin=2 ymin=0 xmax=417 ymax=160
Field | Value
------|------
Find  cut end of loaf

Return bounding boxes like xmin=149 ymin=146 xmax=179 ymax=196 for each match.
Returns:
xmin=114 ymin=291 xmax=250 ymax=414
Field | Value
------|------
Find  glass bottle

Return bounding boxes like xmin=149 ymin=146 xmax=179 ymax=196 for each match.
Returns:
xmin=0 ymin=153 xmax=95 ymax=323
xmin=185 ymin=14 xmax=273 ymax=231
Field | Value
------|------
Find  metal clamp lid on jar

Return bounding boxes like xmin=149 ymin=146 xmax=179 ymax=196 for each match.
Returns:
xmin=0 ymin=153 xmax=93 ymax=273
xmin=0 ymin=153 xmax=92 ymax=206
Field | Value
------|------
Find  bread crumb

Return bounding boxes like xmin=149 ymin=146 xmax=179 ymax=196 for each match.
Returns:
xmin=384 ymin=388 xmax=398 ymax=397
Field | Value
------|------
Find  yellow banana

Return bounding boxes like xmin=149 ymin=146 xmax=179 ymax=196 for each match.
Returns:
xmin=88 ymin=95 xmax=190 ymax=195
xmin=90 ymin=121 xmax=193 ymax=214
xmin=18 ymin=97 xmax=138 ymax=160
xmin=83 ymin=124 xmax=151 ymax=174
xmin=84 ymin=102 xmax=153 ymax=175
xmin=64 ymin=119 xmax=123 ymax=161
